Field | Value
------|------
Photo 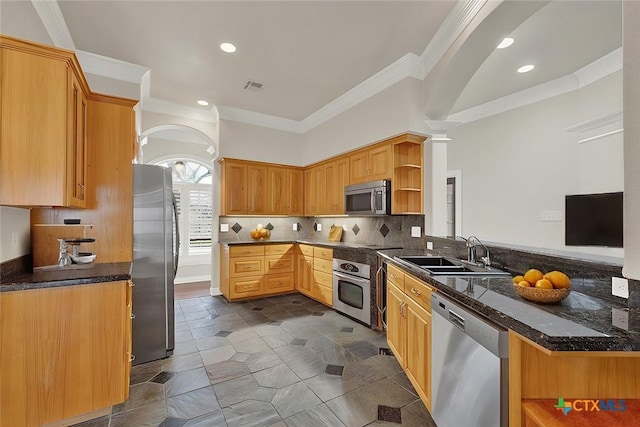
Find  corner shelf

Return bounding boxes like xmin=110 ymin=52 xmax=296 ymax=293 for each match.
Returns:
xmin=392 ymin=140 xmax=424 ymax=215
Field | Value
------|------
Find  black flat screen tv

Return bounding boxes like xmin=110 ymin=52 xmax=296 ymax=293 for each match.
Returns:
xmin=565 ymin=192 xmax=623 ymax=247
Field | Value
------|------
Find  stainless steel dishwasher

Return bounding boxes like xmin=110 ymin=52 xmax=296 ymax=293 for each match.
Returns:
xmin=431 ymin=293 xmax=508 ymax=427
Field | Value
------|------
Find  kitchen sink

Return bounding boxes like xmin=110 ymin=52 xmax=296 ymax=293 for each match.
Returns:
xmin=394 ymin=255 xmax=511 ymax=276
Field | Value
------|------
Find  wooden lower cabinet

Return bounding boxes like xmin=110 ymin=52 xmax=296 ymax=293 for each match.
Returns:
xmin=0 ymin=281 xmax=131 ymax=426
xmin=386 ymin=269 xmax=433 ymax=411
xmin=295 ymin=245 xmax=314 ymax=297
xmin=221 ymin=244 xmax=295 ymax=301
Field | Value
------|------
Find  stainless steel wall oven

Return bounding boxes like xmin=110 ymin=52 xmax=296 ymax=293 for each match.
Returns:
xmin=332 ymin=258 xmax=371 ymax=326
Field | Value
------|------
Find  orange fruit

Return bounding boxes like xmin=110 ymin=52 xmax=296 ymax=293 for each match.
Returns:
xmin=513 ymin=275 xmax=524 ymax=285
xmin=518 ymin=280 xmax=531 ymax=288
xmin=535 ymin=279 xmax=553 ymax=289
xmin=543 ymin=271 xmax=571 ymax=289
xmin=524 ymin=269 xmax=544 ymax=286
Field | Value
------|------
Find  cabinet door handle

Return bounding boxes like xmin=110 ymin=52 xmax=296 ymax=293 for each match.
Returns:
xmin=130 ymin=354 xmax=136 ymax=362
xmin=130 ymin=313 xmax=136 ymax=319
xmin=242 ymin=250 xmax=252 ymax=254
xmin=410 ymin=288 xmax=421 ymax=296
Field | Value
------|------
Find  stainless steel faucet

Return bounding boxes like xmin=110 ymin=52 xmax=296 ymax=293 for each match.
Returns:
xmin=459 ymin=235 xmax=491 ymax=267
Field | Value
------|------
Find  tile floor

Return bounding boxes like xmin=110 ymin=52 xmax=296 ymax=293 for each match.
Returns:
xmin=75 ymin=293 xmax=436 ymax=427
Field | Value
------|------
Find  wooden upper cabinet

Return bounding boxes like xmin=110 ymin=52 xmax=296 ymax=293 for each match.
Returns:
xmin=304 ymin=164 xmax=325 ymax=215
xmin=247 ymin=164 xmax=268 ymax=214
xmin=324 ymin=157 xmax=349 ymax=214
xmin=68 ymin=71 xmax=88 ymax=208
xmin=268 ymin=166 xmax=304 ymax=215
xmin=0 ymin=37 xmax=89 ymax=208
xmin=221 ymin=160 xmax=248 ymax=215
xmin=349 ymin=144 xmax=392 ymax=185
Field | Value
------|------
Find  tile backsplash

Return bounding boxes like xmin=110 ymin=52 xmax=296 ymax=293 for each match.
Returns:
xmin=218 ymin=215 xmax=426 ymax=249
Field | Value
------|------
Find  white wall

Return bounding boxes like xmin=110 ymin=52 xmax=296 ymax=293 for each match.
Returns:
xmin=623 ymin=1 xmax=640 ymax=280
xmin=302 ymin=77 xmax=426 ymax=164
xmin=0 ymin=207 xmax=31 ymax=262
xmin=85 ymin=74 xmax=141 ymax=100
xmin=448 ymin=71 xmax=623 ymax=259
xmin=218 ymin=120 xmax=302 ymax=166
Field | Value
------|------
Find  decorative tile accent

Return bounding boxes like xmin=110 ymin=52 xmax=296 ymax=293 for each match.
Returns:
xmin=252 ymin=307 xmax=264 ymax=311
xmin=265 ymin=223 xmax=274 ymax=230
xmin=291 ymin=300 xmax=302 ymax=305
xmin=377 ymin=405 xmax=402 ymax=423
xmin=325 ymin=364 xmax=344 ymax=376
xmin=296 ymin=222 xmax=303 ymax=232
xmin=312 ymin=312 xmax=324 ymax=317
xmin=231 ymin=223 xmax=242 ymax=233
xmin=352 ymin=224 xmax=360 ymax=235
xmin=313 ymin=222 xmax=319 ymax=232
xmin=150 ymin=371 xmax=176 ymax=384
xmin=291 ymin=338 xmax=308 ymax=346
xmin=215 ymin=330 xmax=232 ymax=337
xmin=340 ymin=327 xmax=354 ymax=333
xmin=379 ymin=348 xmax=394 ymax=356
xmin=379 ymin=223 xmax=390 ymax=238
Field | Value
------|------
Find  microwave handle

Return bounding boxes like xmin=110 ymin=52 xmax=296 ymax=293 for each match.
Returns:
xmin=371 ymin=190 xmax=376 ymax=213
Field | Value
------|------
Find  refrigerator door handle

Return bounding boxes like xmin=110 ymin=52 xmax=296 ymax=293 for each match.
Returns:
xmin=172 ymin=193 xmax=180 ymax=279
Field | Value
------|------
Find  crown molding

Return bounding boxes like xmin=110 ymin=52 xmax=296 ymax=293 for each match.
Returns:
xmin=448 ymin=48 xmax=622 ymax=125
xmin=419 ymin=0 xmax=487 ymax=78
xmin=217 ymin=106 xmax=305 ymax=133
xmin=142 ymin=97 xmax=219 ymax=124
xmin=565 ymin=110 xmax=623 ymax=133
xmin=301 ymin=53 xmax=423 ymax=132
xmin=76 ymin=50 xmax=149 ymax=84
xmin=31 ymin=0 xmax=75 ymax=50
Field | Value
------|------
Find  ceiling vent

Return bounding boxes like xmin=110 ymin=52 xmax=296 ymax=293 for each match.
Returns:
xmin=244 ymin=80 xmax=263 ymax=91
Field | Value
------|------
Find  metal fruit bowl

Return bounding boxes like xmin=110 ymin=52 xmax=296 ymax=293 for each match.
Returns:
xmin=513 ymin=284 xmax=570 ymax=303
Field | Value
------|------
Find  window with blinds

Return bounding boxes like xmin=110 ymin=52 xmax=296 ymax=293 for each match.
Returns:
xmin=173 ymin=184 xmax=212 ymax=256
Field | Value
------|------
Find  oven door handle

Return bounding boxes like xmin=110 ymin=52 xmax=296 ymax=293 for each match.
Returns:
xmin=333 ymin=271 xmax=370 ymax=285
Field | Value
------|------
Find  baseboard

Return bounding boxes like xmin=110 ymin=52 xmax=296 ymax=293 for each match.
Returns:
xmin=210 ymin=287 xmax=222 ymax=296
xmin=174 ymin=275 xmax=211 ymax=285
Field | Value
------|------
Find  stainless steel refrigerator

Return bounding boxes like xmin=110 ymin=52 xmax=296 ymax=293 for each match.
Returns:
xmin=132 ymin=164 xmax=178 ymax=365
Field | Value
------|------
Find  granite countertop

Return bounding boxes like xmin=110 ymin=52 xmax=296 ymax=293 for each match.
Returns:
xmin=0 ymin=262 xmax=132 ymax=292
xmin=378 ymin=249 xmax=639 ymax=352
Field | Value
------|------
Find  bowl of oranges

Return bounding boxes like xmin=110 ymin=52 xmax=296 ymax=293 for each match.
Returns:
xmin=512 ymin=269 xmax=571 ymax=303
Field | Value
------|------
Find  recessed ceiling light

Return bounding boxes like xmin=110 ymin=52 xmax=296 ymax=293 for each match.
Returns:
xmin=220 ymin=43 xmax=236 ymax=53
xmin=497 ymin=37 xmax=514 ymax=49
xmin=197 ymin=100 xmax=209 ymax=106
xmin=517 ymin=64 xmax=535 ymax=73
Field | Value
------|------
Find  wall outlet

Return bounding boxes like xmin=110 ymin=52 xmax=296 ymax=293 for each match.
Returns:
xmin=612 ymin=276 xmax=629 ymax=298
xmin=540 ymin=211 xmax=562 ymax=222
xmin=220 ymin=224 xmax=229 ymax=232
xmin=316 ymin=224 xmax=322 ymax=232
xmin=427 ymin=241 xmax=434 ymax=250
xmin=292 ymin=223 xmax=298 ymax=231
xmin=612 ymin=308 xmax=629 ymax=330
xmin=411 ymin=226 xmax=422 ymax=238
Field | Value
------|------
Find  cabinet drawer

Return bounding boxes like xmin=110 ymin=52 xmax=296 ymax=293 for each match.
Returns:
xmin=312 ymin=283 xmax=333 ymax=306
xmin=298 ymin=244 xmax=314 ymax=257
xmin=313 ymin=246 xmax=333 ymax=261
xmin=265 ymin=254 xmax=294 ymax=274
xmin=314 ymin=258 xmax=333 ymax=274
xmin=265 ymin=244 xmax=293 ymax=256
xmin=229 ymin=257 xmax=264 ymax=277
xmin=264 ymin=273 xmax=294 ymax=294
xmin=387 ymin=264 xmax=405 ymax=291
xmin=405 ymin=273 xmax=433 ymax=313
xmin=230 ymin=277 xmax=264 ymax=298
xmin=230 ymin=245 xmax=265 ymax=258
xmin=314 ymin=270 xmax=333 ymax=288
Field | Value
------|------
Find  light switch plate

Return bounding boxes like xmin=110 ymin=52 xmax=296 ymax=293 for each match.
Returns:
xmin=427 ymin=241 xmax=434 ymax=250
xmin=220 ymin=224 xmax=229 ymax=232
xmin=411 ymin=226 xmax=421 ymax=238
xmin=612 ymin=308 xmax=629 ymax=330
xmin=292 ymin=223 xmax=298 ymax=231
xmin=612 ymin=277 xmax=629 ymax=298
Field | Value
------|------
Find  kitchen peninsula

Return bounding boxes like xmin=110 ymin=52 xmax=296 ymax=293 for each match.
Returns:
xmin=378 ymin=246 xmax=640 ymax=427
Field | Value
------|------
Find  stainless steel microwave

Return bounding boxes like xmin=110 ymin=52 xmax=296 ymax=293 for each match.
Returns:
xmin=344 ymin=180 xmax=391 ymax=215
